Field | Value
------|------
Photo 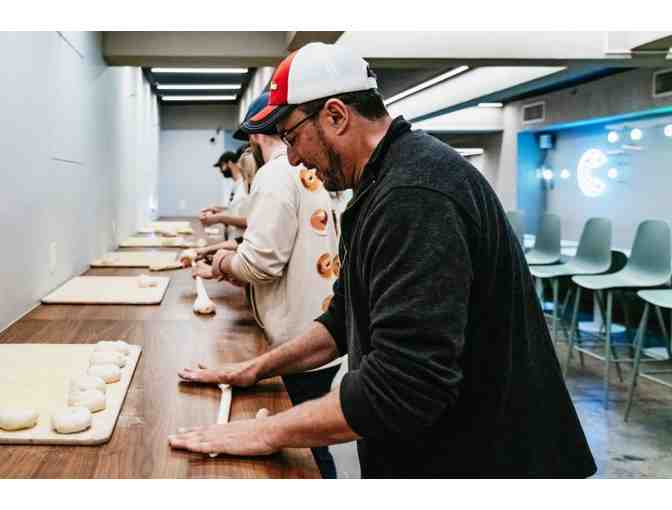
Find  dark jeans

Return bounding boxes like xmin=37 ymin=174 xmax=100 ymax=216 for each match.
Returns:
xmin=282 ymin=364 xmax=341 ymax=479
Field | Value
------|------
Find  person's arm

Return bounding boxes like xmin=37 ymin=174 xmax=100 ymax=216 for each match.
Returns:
xmin=169 ymin=386 xmax=360 ymax=456
xmin=337 ymin=187 xmax=472 ymax=440
xmin=201 ymin=212 xmax=248 ymax=228
xmin=177 ymin=321 xmax=339 ymax=385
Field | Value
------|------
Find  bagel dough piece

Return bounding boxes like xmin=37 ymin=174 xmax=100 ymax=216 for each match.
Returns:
xmin=255 ymin=408 xmax=270 ymax=419
xmin=68 ymin=389 xmax=106 ymax=413
xmin=90 ymin=351 xmax=127 ymax=368
xmin=94 ymin=340 xmax=130 ymax=356
xmin=87 ymin=364 xmax=122 ymax=383
xmin=52 ymin=407 xmax=92 ymax=434
xmin=69 ymin=375 xmax=107 ymax=395
xmin=0 ymin=408 xmax=40 ymax=431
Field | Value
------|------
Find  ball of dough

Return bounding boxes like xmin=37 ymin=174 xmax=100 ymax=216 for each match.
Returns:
xmin=179 ymin=249 xmax=198 ymax=266
xmin=256 ymin=408 xmax=270 ymax=419
xmin=196 ymin=238 xmax=208 ymax=248
xmin=87 ymin=364 xmax=122 ymax=384
xmin=137 ymin=274 xmax=159 ymax=288
xmin=90 ymin=351 xmax=127 ymax=368
xmin=0 ymin=408 xmax=39 ymax=431
xmin=94 ymin=340 xmax=130 ymax=356
xmin=52 ymin=407 xmax=92 ymax=434
xmin=69 ymin=375 xmax=106 ymax=395
xmin=68 ymin=389 xmax=106 ymax=413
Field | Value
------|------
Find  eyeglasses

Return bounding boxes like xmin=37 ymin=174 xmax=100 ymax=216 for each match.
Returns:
xmin=278 ymin=110 xmax=319 ymax=147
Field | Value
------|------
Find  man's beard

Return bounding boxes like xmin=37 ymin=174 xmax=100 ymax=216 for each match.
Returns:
xmin=314 ymin=123 xmax=348 ymax=192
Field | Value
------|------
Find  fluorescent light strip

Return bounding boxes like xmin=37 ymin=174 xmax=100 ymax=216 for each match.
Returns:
xmin=152 ymin=68 xmax=248 ymax=74
xmin=478 ymin=102 xmax=503 ymax=108
xmin=162 ymin=95 xmax=237 ymax=101
xmin=157 ymin=84 xmax=241 ymax=90
xmin=384 ymin=65 xmax=470 ymax=106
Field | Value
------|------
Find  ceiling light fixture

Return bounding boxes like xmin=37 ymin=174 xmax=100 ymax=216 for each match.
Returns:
xmin=384 ymin=65 xmax=470 ymax=106
xmin=162 ymin=95 xmax=237 ymax=101
xmin=560 ymin=169 xmax=571 ymax=179
xmin=607 ymin=131 xmax=620 ymax=143
xmin=478 ymin=102 xmax=503 ymax=108
xmin=151 ymin=68 xmax=248 ymax=74
xmin=157 ymin=84 xmax=241 ymax=90
xmin=630 ymin=128 xmax=643 ymax=141
xmin=664 ymin=124 xmax=672 ymax=137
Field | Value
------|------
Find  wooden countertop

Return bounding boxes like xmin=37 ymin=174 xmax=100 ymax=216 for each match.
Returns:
xmin=0 ymin=219 xmax=320 ymax=479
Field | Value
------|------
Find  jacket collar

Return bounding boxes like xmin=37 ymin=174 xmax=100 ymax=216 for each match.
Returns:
xmin=353 ymin=116 xmax=411 ymax=197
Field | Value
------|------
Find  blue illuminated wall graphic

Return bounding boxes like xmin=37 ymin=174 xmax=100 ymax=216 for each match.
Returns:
xmin=517 ymin=109 xmax=672 ymax=248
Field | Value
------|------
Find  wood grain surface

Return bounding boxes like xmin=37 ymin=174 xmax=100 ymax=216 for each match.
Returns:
xmin=0 ymin=219 xmax=320 ymax=479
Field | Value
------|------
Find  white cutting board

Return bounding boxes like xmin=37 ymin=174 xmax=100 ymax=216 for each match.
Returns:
xmin=41 ymin=276 xmax=170 ymax=305
xmin=119 ymin=236 xmax=195 ymax=248
xmin=0 ymin=343 xmax=141 ymax=445
xmin=91 ymin=251 xmax=178 ymax=268
xmin=138 ymin=221 xmax=192 ymax=234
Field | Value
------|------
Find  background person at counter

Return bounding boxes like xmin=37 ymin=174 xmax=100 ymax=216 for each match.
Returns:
xmin=170 ymin=43 xmax=597 ymax=479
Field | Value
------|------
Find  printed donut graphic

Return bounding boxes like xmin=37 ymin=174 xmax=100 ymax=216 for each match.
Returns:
xmin=316 ymin=253 xmax=333 ymax=278
xmin=321 ymin=295 xmax=333 ymax=312
xmin=332 ymin=255 xmax=341 ymax=278
xmin=299 ymin=168 xmax=323 ymax=192
xmin=310 ymin=209 xmax=328 ymax=232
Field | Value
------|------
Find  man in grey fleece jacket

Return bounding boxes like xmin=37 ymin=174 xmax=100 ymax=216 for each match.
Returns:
xmin=170 ymin=43 xmax=596 ymax=479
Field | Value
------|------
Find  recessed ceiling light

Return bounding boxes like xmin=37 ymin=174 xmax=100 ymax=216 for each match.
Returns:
xmin=664 ymin=124 xmax=672 ymax=137
xmin=542 ymin=169 xmax=554 ymax=181
xmin=157 ymin=84 xmax=241 ymax=90
xmin=384 ymin=66 xmax=470 ymax=106
xmin=151 ymin=68 xmax=248 ymax=74
xmin=477 ymin=102 xmax=503 ymax=108
xmin=608 ymin=168 xmax=619 ymax=179
xmin=162 ymin=95 xmax=237 ymax=101
xmin=607 ymin=131 xmax=620 ymax=143
xmin=560 ymin=169 xmax=571 ymax=179
xmin=630 ymin=128 xmax=643 ymax=141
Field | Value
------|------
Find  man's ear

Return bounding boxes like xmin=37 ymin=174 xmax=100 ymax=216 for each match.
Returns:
xmin=323 ymin=99 xmax=349 ymax=135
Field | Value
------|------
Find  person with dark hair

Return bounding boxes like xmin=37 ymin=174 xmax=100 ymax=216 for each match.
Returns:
xmin=170 ymin=43 xmax=596 ymax=479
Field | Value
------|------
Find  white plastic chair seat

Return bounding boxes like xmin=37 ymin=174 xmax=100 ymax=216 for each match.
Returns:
xmin=526 ymin=250 xmax=561 ymax=265
xmin=573 ymin=268 xmax=670 ymax=291
xmin=637 ymin=289 xmax=672 ymax=310
xmin=530 ymin=259 xmax=608 ymax=279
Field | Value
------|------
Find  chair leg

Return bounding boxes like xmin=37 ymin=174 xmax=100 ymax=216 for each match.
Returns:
xmin=564 ymin=286 xmax=582 ymax=377
xmin=654 ymin=305 xmax=669 ymax=343
xmin=535 ymin=278 xmax=544 ymax=307
xmin=604 ymin=291 xmax=613 ymax=405
xmin=559 ymin=285 xmax=573 ymax=343
xmin=625 ymin=303 xmax=650 ymax=422
xmin=552 ymin=278 xmax=559 ymax=344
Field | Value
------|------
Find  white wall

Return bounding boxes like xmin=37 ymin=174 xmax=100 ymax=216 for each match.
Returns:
xmin=0 ymin=31 xmax=159 ymax=333
xmin=158 ymin=105 xmax=242 ymax=217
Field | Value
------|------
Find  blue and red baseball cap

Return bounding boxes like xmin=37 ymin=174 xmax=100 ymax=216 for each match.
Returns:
xmin=233 ymin=92 xmax=279 ymax=141
xmin=247 ymin=43 xmax=378 ymax=131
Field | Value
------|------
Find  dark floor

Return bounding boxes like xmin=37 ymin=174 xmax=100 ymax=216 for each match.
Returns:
xmin=329 ymin=321 xmax=672 ymax=478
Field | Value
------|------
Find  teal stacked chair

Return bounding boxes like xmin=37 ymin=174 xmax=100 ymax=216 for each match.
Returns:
xmin=530 ymin=218 xmax=612 ymax=343
xmin=526 ymin=213 xmax=561 ymax=265
xmin=624 ymin=289 xmax=672 ymax=421
xmin=506 ymin=210 xmax=525 ymax=249
xmin=564 ymin=219 xmax=672 ymax=405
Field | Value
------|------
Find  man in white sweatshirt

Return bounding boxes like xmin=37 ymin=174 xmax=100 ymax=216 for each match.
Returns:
xmin=190 ymin=92 xmax=343 ymax=477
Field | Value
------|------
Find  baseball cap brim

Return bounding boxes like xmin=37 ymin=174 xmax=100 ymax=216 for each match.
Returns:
xmin=233 ymin=103 xmax=293 ymax=141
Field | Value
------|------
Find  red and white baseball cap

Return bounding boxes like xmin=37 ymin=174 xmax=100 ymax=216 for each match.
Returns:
xmin=249 ymin=42 xmax=378 ymax=129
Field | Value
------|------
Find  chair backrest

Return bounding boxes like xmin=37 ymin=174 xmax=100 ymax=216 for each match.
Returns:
xmin=627 ymin=220 xmax=672 ymax=281
xmin=534 ymin=213 xmax=561 ymax=256
xmin=506 ymin=210 xmax=524 ymax=247
xmin=574 ymin=217 xmax=612 ymax=272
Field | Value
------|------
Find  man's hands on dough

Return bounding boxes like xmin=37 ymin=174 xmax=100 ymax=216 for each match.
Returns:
xmin=178 ymin=361 xmax=259 ymax=387
xmin=169 ymin=418 xmax=277 ymax=456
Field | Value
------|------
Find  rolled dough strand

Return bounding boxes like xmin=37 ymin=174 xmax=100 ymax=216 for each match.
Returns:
xmin=192 ymin=261 xmax=216 ymax=315
xmin=209 ymin=384 xmax=232 ymax=458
